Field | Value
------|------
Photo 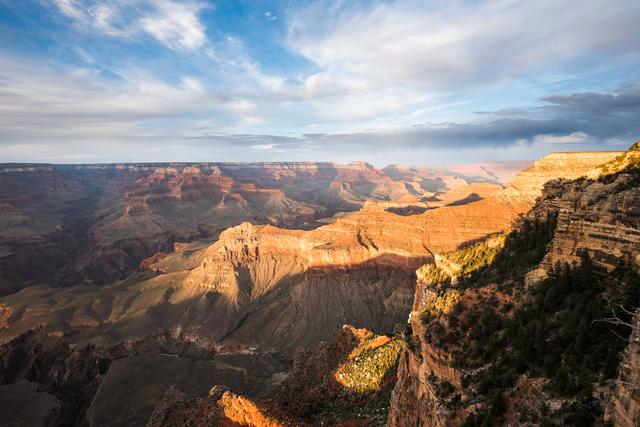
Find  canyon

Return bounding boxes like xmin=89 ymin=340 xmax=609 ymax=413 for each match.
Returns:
xmin=0 ymin=160 xmax=529 ymax=296
xmin=0 ymin=149 xmax=637 ymax=426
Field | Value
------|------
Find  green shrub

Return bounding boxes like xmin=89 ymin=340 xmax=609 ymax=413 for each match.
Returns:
xmin=337 ymin=339 xmax=402 ymax=394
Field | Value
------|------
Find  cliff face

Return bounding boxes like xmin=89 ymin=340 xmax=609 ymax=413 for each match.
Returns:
xmin=606 ymin=311 xmax=640 ymax=427
xmin=501 ymin=151 xmax=622 ymax=202
xmin=148 ymin=386 xmax=294 ymax=427
xmin=527 ymin=173 xmax=640 ymax=280
xmin=389 ymin=146 xmax=640 ymax=426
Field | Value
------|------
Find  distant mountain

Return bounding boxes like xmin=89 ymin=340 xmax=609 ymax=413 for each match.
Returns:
xmin=0 ymin=160 xmax=530 ymax=296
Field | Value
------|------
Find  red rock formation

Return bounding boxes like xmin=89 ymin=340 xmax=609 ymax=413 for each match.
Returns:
xmin=148 ymin=386 xmax=297 ymax=427
xmin=388 ymin=146 xmax=640 ymax=426
xmin=501 ymin=151 xmax=622 ymax=203
xmin=148 ymin=325 xmax=400 ymax=427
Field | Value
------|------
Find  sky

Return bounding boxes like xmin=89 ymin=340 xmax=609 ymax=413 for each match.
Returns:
xmin=1 ymin=0 xmax=639 ymax=165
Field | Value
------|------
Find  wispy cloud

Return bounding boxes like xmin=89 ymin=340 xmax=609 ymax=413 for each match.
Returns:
xmin=139 ymin=0 xmax=207 ymax=50
xmin=251 ymin=143 xmax=276 ymax=150
xmin=0 ymin=0 xmax=639 ymax=163
xmin=288 ymin=0 xmax=640 ymax=88
xmin=533 ymin=132 xmax=590 ymax=145
xmin=0 ymin=54 xmax=210 ymax=137
xmin=51 ymin=0 xmax=208 ymax=51
xmin=284 ymin=0 xmax=640 ymax=122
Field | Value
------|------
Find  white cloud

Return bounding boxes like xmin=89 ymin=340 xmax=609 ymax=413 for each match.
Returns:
xmin=288 ymin=1 xmax=639 ymax=88
xmin=53 ymin=0 xmax=84 ymax=19
xmin=533 ymin=132 xmax=590 ymax=144
xmin=251 ymin=143 xmax=276 ymax=150
xmin=283 ymin=0 xmax=640 ymax=123
xmin=139 ymin=0 xmax=207 ymax=50
xmin=264 ymin=11 xmax=277 ymax=21
xmin=180 ymin=76 xmax=205 ymax=93
xmin=205 ymin=36 xmax=286 ymax=92
xmin=51 ymin=0 xmax=208 ymax=51
xmin=0 ymin=55 xmax=211 ymax=140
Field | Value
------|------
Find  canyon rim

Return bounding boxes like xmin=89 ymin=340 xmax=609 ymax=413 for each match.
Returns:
xmin=1 ymin=1 xmax=640 ymax=426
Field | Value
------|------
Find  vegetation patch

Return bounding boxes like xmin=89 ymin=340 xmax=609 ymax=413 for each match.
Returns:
xmin=456 ymin=213 xmax=557 ymax=292
xmin=597 ymin=141 xmax=640 ymax=175
xmin=417 ymin=234 xmax=506 ymax=289
xmin=456 ymin=257 xmax=637 ymax=425
xmin=418 ymin=203 xmax=640 ymax=425
xmin=336 ymin=338 xmax=402 ymax=394
xmin=419 ymin=289 xmax=460 ymax=322
xmin=279 ymin=328 xmax=402 ymax=426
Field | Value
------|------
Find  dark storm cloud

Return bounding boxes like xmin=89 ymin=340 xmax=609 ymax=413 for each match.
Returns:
xmin=540 ymin=85 xmax=640 ymax=117
xmin=188 ymin=84 xmax=640 ymax=154
xmin=301 ymin=85 xmax=640 ymax=150
xmin=3 ymin=81 xmax=639 ymax=163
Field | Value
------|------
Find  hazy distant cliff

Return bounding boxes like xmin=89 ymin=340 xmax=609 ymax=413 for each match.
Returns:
xmin=0 ymin=160 xmax=525 ymax=296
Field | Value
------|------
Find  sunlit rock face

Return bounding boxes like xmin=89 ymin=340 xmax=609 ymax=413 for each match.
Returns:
xmin=0 ymin=160 xmax=527 ymax=296
xmin=146 ymin=325 xmax=401 ymax=426
xmin=501 ymin=151 xmax=622 ymax=202
xmin=388 ymin=146 xmax=640 ymax=427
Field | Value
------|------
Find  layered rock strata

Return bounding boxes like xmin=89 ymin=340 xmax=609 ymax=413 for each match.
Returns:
xmin=0 ymin=160 xmax=529 ymax=295
xmin=388 ymin=146 xmax=640 ymax=426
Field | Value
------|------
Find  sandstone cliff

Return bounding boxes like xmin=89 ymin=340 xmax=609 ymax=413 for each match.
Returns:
xmin=500 ymin=150 xmax=621 ymax=202
xmin=148 ymin=386 xmax=295 ymax=427
xmin=389 ymin=145 xmax=640 ymax=426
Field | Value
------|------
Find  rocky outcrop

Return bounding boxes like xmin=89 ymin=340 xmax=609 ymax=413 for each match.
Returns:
xmin=606 ymin=310 xmax=640 ymax=427
xmin=148 ymin=325 xmax=400 ymax=427
xmin=277 ymin=325 xmax=400 ymax=425
xmin=388 ymin=144 xmax=640 ymax=426
xmin=517 ymin=147 xmax=640 ymax=285
xmin=501 ymin=150 xmax=622 ymax=202
xmin=528 ymin=154 xmax=640 ymax=276
xmin=148 ymin=386 xmax=293 ymax=427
